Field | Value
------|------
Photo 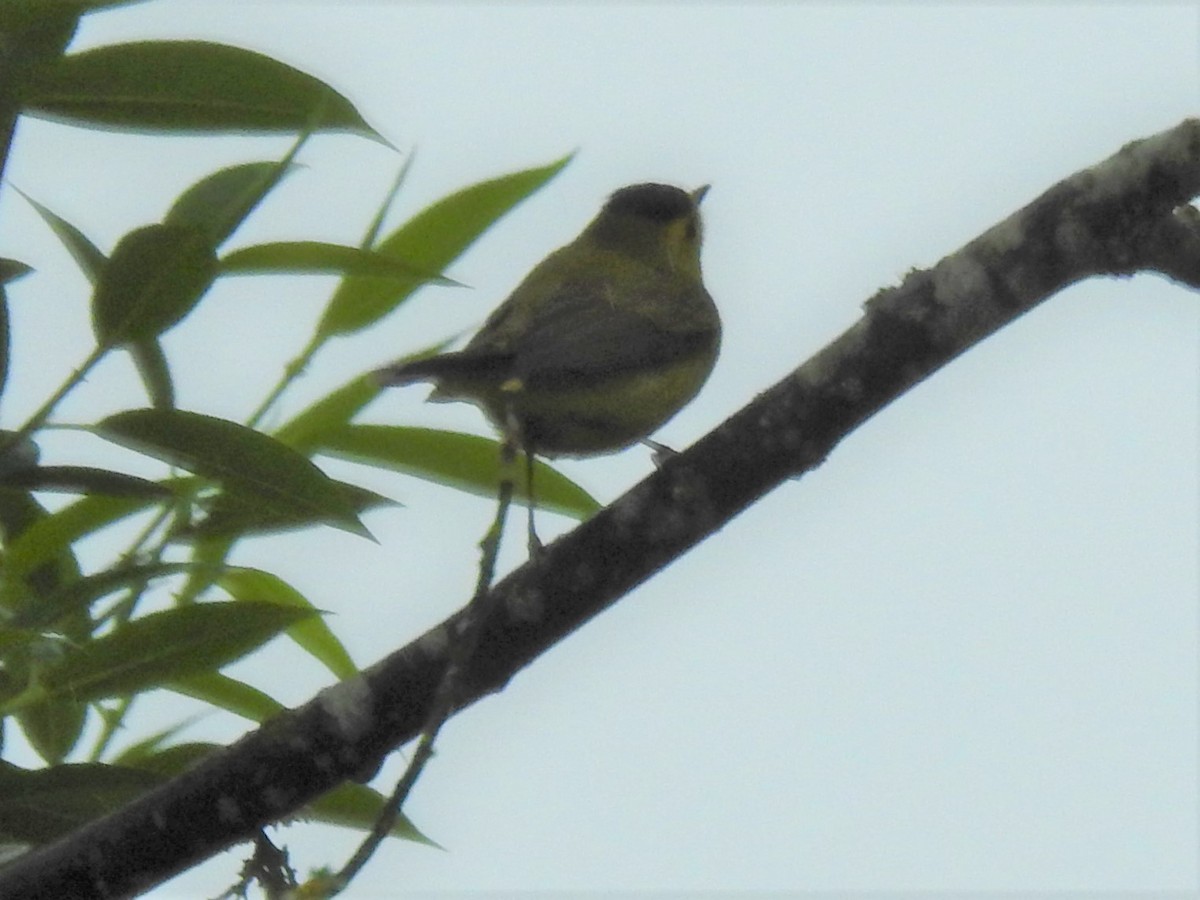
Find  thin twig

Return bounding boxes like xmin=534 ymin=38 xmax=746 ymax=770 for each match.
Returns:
xmin=324 ymin=416 xmax=520 ymax=894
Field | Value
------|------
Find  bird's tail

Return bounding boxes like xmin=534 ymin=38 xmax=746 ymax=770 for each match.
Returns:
xmin=373 ymin=357 xmax=452 ymax=386
xmin=373 ymin=351 xmax=513 ymax=387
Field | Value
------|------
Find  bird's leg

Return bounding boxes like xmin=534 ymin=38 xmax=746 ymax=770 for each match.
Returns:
xmin=498 ymin=401 xmax=542 ymax=558
xmin=524 ymin=446 xmax=542 ymax=557
xmin=495 ymin=401 xmax=521 ymax=533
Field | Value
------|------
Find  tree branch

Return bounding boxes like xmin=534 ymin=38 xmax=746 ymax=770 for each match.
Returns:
xmin=3 ymin=117 xmax=1198 ymax=900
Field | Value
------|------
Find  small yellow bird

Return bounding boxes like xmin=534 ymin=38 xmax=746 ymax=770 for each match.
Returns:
xmin=374 ymin=183 xmax=720 ymax=464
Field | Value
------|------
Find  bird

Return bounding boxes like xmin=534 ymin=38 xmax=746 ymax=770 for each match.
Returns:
xmin=374 ymin=182 xmax=720 ymax=549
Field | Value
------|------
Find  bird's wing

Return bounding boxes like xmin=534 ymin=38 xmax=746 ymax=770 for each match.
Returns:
xmin=494 ymin=281 xmax=715 ymax=388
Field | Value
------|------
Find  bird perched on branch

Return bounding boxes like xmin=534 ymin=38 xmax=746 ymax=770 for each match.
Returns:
xmin=374 ymin=182 xmax=720 ymax=548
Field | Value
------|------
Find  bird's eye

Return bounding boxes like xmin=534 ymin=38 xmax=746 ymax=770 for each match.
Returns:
xmin=684 ymin=220 xmax=698 ymax=241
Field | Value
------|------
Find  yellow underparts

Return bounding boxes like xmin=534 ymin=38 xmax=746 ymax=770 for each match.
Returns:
xmin=474 ymin=352 xmax=715 ymax=456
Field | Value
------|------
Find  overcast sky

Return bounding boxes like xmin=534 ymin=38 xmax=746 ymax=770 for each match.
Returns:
xmin=2 ymin=2 xmax=1197 ymax=896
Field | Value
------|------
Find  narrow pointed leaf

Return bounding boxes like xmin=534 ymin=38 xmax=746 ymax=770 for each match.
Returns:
xmin=0 ymin=486 xmax=46 ymax=541
xmin=0 ymin=258 xmax=34 ymax=284
xmin=111 ymin=722 xmax=206 ymax=768
xmin=10 ymin=561 xmax=195 ymax=630
xmin=166 ymin=673 xmax=285 ymax=723
xmin=307 ymin=782 xmax=434 ymax=844
xmin=219 ymin=567 xmax=356 ymax=679
xmin=19 ymin=40 xmax=384 ymax=139
xmin=92 ymin=223 xmax=217 ymax=346
xmin=0 ymin=464 xmax=174 ymax=498
xmin=318 ymin=155 xmax=572 ymax=337
xmin=116 ymin=740 xmax=216 ymax=775
xmin=174 ymin=533 xmax=233 ymax=605
xmin=274 ymin=373 xmax=381 ymax=453
xmin=220 ymin=241 xmax=459 ymax=284
xmin=94 ymin=408 xmax=370 ymax=537
xmin=15 ymin=189 xmax=106 ymax=281
xmin=178 ymin=478 xmax=392 ymax=540
xmin=4 ymin=601 xmax=315 ymax=710
xmin=165 ymin=159 xmax=300 ymax=247
xmin=317 ymin=424 xmax=600 ymax=519
xmin=274 ymin=337 xmax=457 ymax=454
xmin=17 ymin=698 xmax=86 ymax=765
xmin=3 ymin=493 xmax=153 ymax=573
xmin=363 ymin=155 xmax=415 ymax=249
xmin=0 ymin=489 xmax=83 ymax=620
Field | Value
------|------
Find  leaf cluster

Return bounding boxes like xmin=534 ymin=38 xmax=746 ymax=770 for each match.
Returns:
xmin=0 ymin=2 xmax=595 ymax=855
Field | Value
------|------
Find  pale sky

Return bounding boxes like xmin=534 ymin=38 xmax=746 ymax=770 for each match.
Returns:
xmin=1 ymin=2 xmax=1197 ymax=896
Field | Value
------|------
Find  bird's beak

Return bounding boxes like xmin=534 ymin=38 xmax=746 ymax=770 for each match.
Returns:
xmin=691 ymin=184 xmax=711 ymax=205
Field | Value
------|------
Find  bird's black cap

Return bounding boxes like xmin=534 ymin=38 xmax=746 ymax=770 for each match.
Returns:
xmin=604 ymin=183 xmax=695 ymax=222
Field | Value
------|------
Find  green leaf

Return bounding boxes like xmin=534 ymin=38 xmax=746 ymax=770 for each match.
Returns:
xmin=317 ymin=155 xmax=572 ymax=337
xmin=0 ymin=464 xmax=174 ymax=498
xmin=0 ymin=760 xmax=162 ymax=844
xmin=0 ymin=258 xmax=34 ymax=284
xmin=273 ymin=339 xmax=457 ymax=456
xmin=179 ymin=478 xmax=392 ymax=541
xmin=0 ymin=489 xmax=83 ymax=624
xmin=165 ymin=158 xmax=300 ymax=247
xmin=166 ymin=672 xmax=284 ymax=723
xmin=219 ymin=567 xmax=356 ymax=679
xmin=91 ymin=223 xmax=217 ymax=346
xmin=129 ymin=337 xmax=174 ymax=408
xmin=19 ymin=40 xmax=384 ymax=139
xmin=274 ymin=373 xmax=382 ymax=454
xmin=110 ymin=721 xmax=205 ymax=768
xmin=94 ymin=408 xmax=371 ymax=537
xmin=307 ymin=782 xmax=435 ymax=844
xmin=363 ymin=155 xmax=415 ymax=250
xmin=2 ymin=601 xmax=315 ymax=710
xmin=220 ymin=241 xmax=460 ymax=284
xmin=114 ymin=739 xmax=215 ymax=775
xmin=174 ymin=532 xmax=234 ymax=605
xmin=17 ymin=698 xmax=86 ymax=765
xmin=15 ymin=188 xmax=107 ymax=282
xmin=0 ymin=486 xmax=47 ymax=543
xmin=1 ymin=493 xmax=155 ymax=585
xmin=10 ymin=560 xmax=194 ymax=630
xmin=316 ymin=424 xmax=600 ymax=519
xmin=0 ymin=5 xmax=79 ymax=66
